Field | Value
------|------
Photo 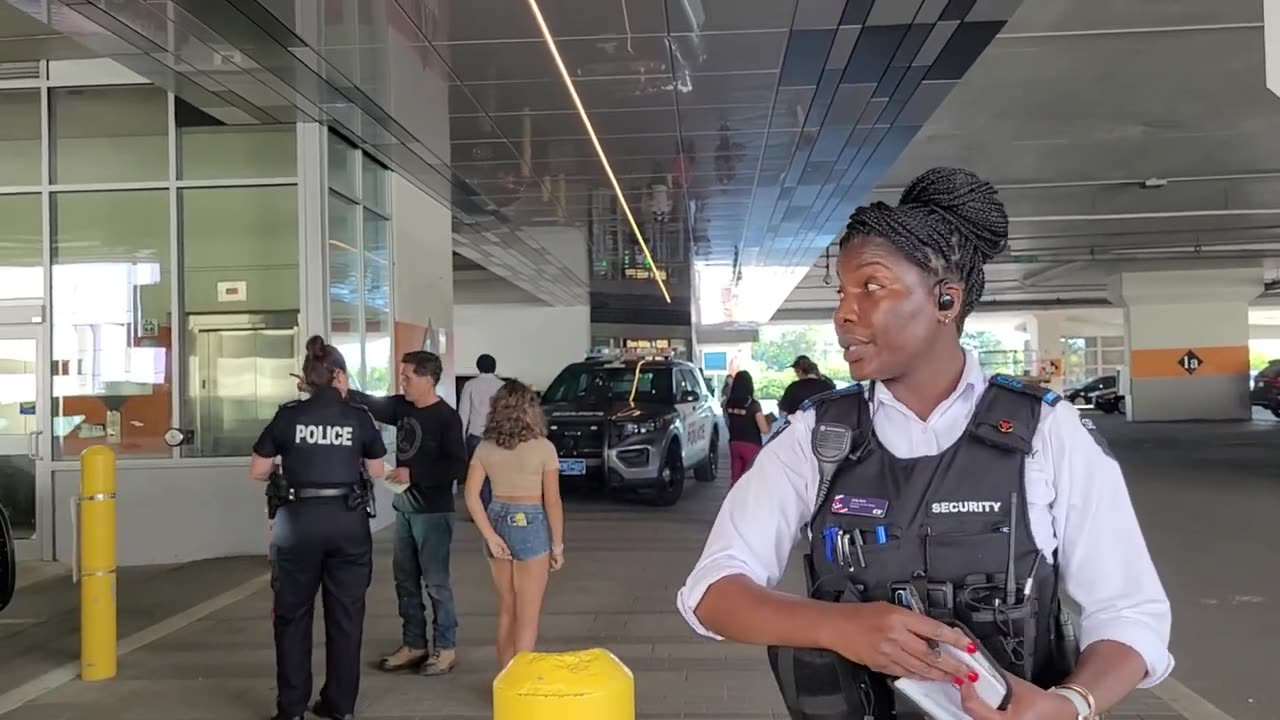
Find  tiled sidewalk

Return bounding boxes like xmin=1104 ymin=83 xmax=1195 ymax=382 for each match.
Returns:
xmin=1 ymin=457 xmax=1197 ymax=719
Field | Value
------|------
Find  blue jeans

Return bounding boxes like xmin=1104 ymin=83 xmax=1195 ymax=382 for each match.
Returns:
xmin=392 ymin=511 xmax=457 ymax=650
xmin=465 ymin=434 xmax=492 ymax=508
xmin=485 ymin=501 xmax=551 ymax=561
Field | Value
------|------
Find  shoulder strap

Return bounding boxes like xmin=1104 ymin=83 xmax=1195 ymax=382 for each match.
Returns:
xmin=967 ymin=375 xmax=1059 ymax=454
xmin=807 ymin=385 xmax=871 ymax=528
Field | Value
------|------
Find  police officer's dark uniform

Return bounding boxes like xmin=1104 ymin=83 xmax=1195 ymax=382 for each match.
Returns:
xmin=255 ymin=386 xmax=386 ymax=720
xmin=767 ymin=376 xmax=1077 ymax=720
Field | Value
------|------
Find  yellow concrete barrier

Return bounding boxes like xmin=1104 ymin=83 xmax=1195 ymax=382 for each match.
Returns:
xmin=79 ymin=446 xmax=117 ymax=682
xmin=493 ymin=648 xmax=634 ymax=720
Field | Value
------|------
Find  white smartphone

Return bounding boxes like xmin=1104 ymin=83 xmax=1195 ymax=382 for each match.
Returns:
xmin=892 ymin=640 xmax=1010 ymax=720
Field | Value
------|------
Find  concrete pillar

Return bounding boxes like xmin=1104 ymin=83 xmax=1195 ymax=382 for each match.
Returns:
xmin=1110 ymin=268 xmax=1262 ymax=421
xmin=1025 ymin=312 xmax=1066 ymax=392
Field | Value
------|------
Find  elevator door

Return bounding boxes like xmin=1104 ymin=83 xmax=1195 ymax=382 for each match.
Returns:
xmin=192 ymin=325 xmax=298 ymax=457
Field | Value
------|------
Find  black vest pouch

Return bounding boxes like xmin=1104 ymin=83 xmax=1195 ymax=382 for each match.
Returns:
xmin=767 ymin=644 xmax=894 ymax=720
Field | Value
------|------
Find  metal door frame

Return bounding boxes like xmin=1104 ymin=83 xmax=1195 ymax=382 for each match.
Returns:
xmin=0 ymin=320 xmax=52 ymax=562
xmin=184 ymin=311 xmax=300 ymax=457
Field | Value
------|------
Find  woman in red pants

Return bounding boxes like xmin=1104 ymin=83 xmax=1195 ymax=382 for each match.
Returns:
xmin=723 ymin=371 xmax=770 ymax=486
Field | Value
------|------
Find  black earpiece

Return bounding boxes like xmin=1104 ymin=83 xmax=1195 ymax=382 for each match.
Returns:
xmin=937 ymin=293 xmax=956 ymax=312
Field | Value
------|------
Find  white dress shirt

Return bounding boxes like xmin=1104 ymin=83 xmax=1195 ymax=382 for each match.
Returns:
xmin=459 ymin=372 xmax=504 ymax=438
xmin=676 ymin=352 xmax=1174 ymax=688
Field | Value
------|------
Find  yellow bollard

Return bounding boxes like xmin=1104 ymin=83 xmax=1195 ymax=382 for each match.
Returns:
xmin=494 ymin=648 xmax=634 ymax=720
xmin=79 ymin=446 xmax=117 ymax=682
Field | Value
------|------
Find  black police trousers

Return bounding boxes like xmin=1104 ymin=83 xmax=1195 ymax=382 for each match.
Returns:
xmin=270 ymin=498 xmax=372 ymax=717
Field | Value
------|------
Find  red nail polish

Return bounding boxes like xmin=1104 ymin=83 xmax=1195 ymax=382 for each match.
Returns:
xmin=953 ymin=677 xmax=964 ymax=687
xmin=966 ymin=643 xmax=978 ymax=654
xmin=967 ymin=671 xmax=979 ymax=683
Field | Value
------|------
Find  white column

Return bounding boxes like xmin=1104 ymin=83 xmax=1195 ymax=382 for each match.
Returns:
xmin=1110 ymin=267 xmax=1262 ymax=421
xmin=1026 ymin=312 xmax=1066 ymax=392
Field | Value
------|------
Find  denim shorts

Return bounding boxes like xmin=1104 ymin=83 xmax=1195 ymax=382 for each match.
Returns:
xmin=485 ymin=500 xmax=551 ymax=561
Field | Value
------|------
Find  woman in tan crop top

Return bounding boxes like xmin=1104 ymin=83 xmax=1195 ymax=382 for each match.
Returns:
xmin=463 ymin=380 xmax=565 ymax=671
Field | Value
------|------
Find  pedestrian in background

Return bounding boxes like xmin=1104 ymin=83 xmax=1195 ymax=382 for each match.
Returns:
xmin=723 ymin=370 xmax=769 ymax=486
xmin=459 ymin=353 xmax=503 ymax=510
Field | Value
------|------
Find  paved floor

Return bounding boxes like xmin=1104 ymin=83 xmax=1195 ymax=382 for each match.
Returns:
xmin=2 ymin=410 xmax=1276 ymax=718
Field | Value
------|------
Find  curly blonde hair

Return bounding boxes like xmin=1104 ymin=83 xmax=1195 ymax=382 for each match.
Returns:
xmin=483 ymin=380 xmax=546 ymax=450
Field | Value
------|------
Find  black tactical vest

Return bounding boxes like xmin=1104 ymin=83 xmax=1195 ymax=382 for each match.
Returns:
xmin=769 ymin=375 xmax=1068 ymax=720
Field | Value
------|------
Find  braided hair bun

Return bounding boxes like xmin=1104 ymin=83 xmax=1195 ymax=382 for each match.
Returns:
xmin=843 ymin=166 xmax=1009 ymax=316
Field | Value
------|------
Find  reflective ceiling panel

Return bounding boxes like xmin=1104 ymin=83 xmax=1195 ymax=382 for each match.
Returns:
xmin=3 ymin=0 xmax=1017 ymax=319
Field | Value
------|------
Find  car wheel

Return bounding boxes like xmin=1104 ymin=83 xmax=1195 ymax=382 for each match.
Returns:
xmin=652 ymin=444 xmax=685 ymax=506
xmin=1118 ymin=397 xmax=1127 ymax=414
xmin=694 ymin=429 xmax=719 ymax=483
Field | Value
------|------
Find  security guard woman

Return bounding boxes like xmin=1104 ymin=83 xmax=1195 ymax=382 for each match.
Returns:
xmin=251 ymin=335 xmax=387 ymax=720
xmin=677 ymin=168 xmax=1173 ymax=720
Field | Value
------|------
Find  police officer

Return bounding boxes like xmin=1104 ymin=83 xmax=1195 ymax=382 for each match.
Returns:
xmin=676 ymin=168 xmax=1174 ymax=720
xmin=251 ymin=335 xmax=387 ymax=720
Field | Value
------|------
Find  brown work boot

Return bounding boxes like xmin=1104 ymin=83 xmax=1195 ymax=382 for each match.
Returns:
xmin=420 ymin=648 xmax=457 ymax=676
xmin=378 ymin=645 xmax=428 ymax=672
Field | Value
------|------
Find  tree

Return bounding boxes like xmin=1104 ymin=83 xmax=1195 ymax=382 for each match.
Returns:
xmin=960 ymin=329 xmax=1003 ymax=354
xmin=752 ymin=325 xmax=827 ymax=371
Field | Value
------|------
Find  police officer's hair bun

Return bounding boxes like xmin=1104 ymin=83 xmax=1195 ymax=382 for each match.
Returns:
xmin=302 ymin=335 xmax=347 ymax=389
xmin=841 ymin=166 xmax=1009 ymax=317
xmin=305 ymin=335 xmax=328 ymax=359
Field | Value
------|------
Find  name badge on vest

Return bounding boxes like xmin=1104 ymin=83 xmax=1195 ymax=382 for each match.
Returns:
xmin=831 ymin=494 xmax=888 ymax=518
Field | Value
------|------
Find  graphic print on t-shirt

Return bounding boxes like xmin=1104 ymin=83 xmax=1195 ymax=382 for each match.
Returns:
xmin=397 ymin=417 xmax=422 ymax=460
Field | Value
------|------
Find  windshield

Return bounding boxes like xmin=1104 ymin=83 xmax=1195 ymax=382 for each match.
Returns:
xmin=543 ymin=364 xmax=675 ymax=405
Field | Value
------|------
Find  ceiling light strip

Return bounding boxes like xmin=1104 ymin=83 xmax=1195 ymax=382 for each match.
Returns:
xmin=525 ymin=0 xmax=672 ymax=303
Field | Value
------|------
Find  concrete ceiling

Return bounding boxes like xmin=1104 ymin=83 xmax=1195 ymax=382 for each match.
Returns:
xmin=778 ymin=0 xmax=1280 ymax=321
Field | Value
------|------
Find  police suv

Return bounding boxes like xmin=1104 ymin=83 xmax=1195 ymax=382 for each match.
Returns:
xmin=540 ymin=353 xmax=721 ymax=506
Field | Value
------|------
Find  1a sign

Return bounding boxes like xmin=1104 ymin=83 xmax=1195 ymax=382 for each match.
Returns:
xmin=1178 ymin=349 xmax=1203 ymax=375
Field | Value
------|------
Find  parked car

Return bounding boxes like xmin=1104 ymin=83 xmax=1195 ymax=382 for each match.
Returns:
xmin=541 ymin=355 xmax=720 ymax=506
xmin=1093 ymin=389 xmax=1126 ymax=415
xmin=1063 ymin=374 xmax=1117 ymax=406
xmin=1249 ymin=360 xmax=1280 ymax=418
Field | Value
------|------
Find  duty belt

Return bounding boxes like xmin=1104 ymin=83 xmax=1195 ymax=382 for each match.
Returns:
xmin=294 ymin=487 xmax=355 ymax=499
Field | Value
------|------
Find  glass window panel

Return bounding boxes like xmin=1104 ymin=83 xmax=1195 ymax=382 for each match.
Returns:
xmin=361 ymin=154 xmax=388 ymax=214
xmin=328 ymin=193 xmax=363 ymax=384
xmin=180 ymin=186 xmax=300 ymax=457
xmin=1100 ymin=350 xmax=1125 ymax=366
xmin=53 ymin=86 xmax=168 ymax=184
xmin=177 ymin=97 xmax=297 ymax=180
xmin=0 ymin=90 xmax=41 ymax=186
xmin=0 ymin=194 xmax=44 ymax=300
xmin=1101 ymin=335 xmax=1125 ymax=349
xmin=327 ymin=132 xmax=359 ymax=199
xmin=1083 ymin=336 xmax=1098 ymax=349
xmin=362 ymin=210 xmax=391 ymax=394
xmin=51 ymin=190 xmax=170 ymax=459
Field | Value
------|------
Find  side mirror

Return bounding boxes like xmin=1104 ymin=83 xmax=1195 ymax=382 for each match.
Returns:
xmin=679 ymin=390 xmax=701 ymax=404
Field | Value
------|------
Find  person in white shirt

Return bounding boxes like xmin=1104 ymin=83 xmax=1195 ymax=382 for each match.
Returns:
xmin=676 ymin=168 xmax=1172 ymax=720
xmin=459 ymin=354 xmax=504 ymax=508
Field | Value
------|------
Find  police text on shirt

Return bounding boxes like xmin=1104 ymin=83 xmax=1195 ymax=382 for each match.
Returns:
xmin=295 ymin=424 xmax=354 ymax=446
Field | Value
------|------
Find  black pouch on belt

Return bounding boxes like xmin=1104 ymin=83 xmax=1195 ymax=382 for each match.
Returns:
xmin=767 ymin=581 xmax=895 ymax=720
xmin=955 ymin=580 xmax=1038 ymax=679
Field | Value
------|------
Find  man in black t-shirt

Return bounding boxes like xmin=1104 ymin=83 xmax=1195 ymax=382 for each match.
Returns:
xmin=777 ymin=355 xmax=836 ymax=416
xmin=346 ymin=351 xmax=465 ymax=677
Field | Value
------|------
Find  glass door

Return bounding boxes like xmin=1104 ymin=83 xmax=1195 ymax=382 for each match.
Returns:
xmin=0 ymin=324 xmax=46 ymax=559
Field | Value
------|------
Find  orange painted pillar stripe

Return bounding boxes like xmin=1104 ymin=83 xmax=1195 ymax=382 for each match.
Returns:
xmin=1129 ymin=346 xmax=1249 ymax=379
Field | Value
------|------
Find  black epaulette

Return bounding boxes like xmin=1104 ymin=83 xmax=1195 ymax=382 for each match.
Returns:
xmin=987 ymin=374 xmax=1062 ymax=406
xmin=798 ymin=383 xmax=865 ymax=413
xmin=280 ymin=399 xmax=302 ymax=409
